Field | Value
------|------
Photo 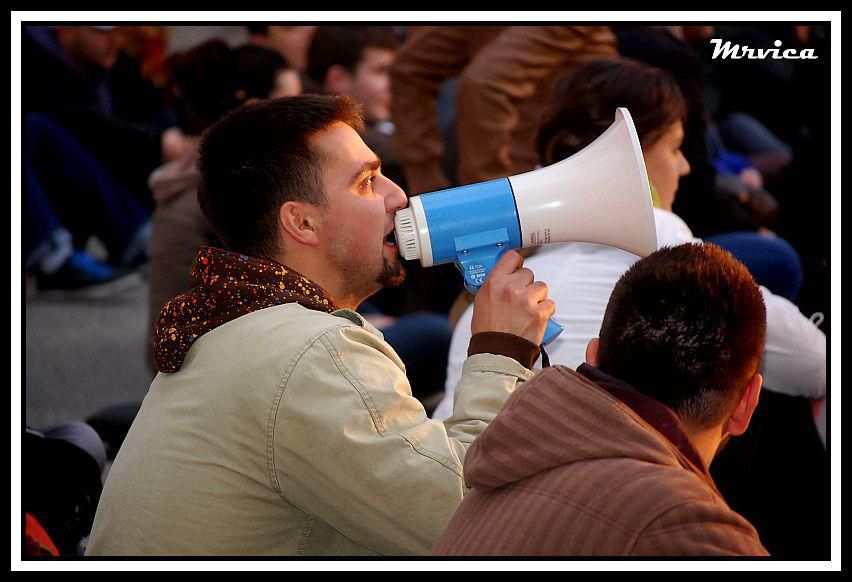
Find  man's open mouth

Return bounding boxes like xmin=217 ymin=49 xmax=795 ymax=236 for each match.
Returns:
xmin=384 ymin=230 xmax=397 ymax=248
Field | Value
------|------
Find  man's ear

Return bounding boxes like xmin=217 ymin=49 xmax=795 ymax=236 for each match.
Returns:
xmin=724 ymin=372 xmax=763 ymax=437
xmin=324 ymin=65 xmax=353 ymax=95
xmin=278 ymin=201 xmax=321 ymax=247
xmin=585 ymin=338 xmax=600 ymax=367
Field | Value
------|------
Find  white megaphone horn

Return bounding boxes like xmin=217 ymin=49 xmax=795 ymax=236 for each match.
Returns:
xmin=394 ymin=107 xmax=657 ymax=345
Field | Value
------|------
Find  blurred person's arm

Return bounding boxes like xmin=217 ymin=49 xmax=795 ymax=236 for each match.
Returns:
xmin=454 ymin=26 xmax=618 ymax=184
xmin=160 ymin=127 xmax=195 ymax=162
xmin=759 ymin=287 xmax=826 ymax=399
xmin=390 ymin=27 xmax=498 ymax=195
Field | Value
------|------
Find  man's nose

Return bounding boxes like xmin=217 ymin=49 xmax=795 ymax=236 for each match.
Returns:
xmin=384 ymin=179 xmax=408 ymax=213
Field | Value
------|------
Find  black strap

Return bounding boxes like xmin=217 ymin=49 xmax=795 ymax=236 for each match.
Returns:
xmin=540 ymin=345 xmax=551 ymax=368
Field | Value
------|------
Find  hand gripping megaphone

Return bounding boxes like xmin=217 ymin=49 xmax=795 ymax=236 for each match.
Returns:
xmin=393 ymin=108 xmax=657 ymax=346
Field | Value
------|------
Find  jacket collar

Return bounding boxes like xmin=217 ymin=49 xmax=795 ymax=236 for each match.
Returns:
xmin=153 ymin=246 xmax=338 ymax=374
xmin=577 ymin=364 xmax=713 ymax=482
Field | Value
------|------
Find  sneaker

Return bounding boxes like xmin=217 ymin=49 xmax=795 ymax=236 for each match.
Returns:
xmin=36 ymin=251 xmax=124 ymax=291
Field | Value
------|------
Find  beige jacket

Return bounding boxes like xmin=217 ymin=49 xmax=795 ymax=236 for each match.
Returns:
xmin=86 ymin=304 xmax=531 ymax=556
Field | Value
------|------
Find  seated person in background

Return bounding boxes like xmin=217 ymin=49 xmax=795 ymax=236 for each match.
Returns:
xmin=306 ymin=26 xmax=406 ymax=188
xmin=389 ymin=25 xmax=618 ymax=196
xmin=23 ymin=26 xmax=185 ymax=205
xmin=433 ymin=243 xmax=770 ymax=556
xmin=146 ymin=40 xmax=299 ymax=352
xmin=612 ymin=25 xmax=765 ymax=239
xmin=25 ymin=111 xmax=151 ymax=290
xmin=25 ymin=422 xmax=108 ymax=555
xmin=86 ymin=95 xmax=554 ymax=556
xmin=246 ymin=25 xmax=317 ymax=75
xmin=436 ymin=58 xmax=825 ymax=421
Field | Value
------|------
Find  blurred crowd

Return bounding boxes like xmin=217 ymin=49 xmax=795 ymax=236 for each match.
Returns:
xmin=22 ymin=24 xmax=829 ymax=558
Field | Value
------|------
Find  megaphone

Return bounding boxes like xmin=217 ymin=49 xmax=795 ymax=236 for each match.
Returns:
xmin=394 ymin=107 xmax=657 ymax=346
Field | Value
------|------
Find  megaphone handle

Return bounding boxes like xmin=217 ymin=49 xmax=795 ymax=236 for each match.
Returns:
xmin=542 ymin=318 xmax=564 ymax=347
xmin=454 ymin=238 xmax=564 ymax=348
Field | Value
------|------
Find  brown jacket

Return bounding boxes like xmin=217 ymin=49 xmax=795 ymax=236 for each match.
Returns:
xmin=431 ymin=364 xmax=769 ymax=556
xmin=391 ymin=26 xmax=617 ymax=195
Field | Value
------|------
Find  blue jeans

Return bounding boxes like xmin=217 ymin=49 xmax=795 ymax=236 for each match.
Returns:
xmin=381 ymin=312 xmax=453 ymax=401
xmin=718 ymin=112 xmax=792 ymax=158
xmin=24 ymin=113 xmax=149 ymax=265
xmin=705 ymin=231 xmax=804 ymax=301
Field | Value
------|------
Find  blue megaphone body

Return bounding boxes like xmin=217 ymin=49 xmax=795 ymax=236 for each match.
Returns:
xmin=393 ymin=108 xmax=658 ymax=347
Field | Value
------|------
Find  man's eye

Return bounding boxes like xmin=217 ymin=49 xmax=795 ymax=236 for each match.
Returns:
xmin=362 ymin=176 xmax=374 ymax=191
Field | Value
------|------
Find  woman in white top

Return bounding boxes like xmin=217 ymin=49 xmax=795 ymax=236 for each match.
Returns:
xmin=434 ymin=59 xmax=825 ymax=420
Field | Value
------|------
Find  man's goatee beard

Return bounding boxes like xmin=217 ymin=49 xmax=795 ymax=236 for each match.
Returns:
xmin=378 ymin=259 xmax=406 ymax=288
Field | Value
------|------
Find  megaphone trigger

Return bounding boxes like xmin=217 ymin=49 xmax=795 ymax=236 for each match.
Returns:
xmin=453 ymin=228 xmax=511 ymax=293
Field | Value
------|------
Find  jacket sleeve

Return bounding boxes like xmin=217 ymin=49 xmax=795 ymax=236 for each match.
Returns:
xmin=759 ymin=286 xmax=826 ymax=399
xmin=454 ymin=26 xmax=617 ymax=184
xmin=631 ymin=500 xmax=770 ymax=556
xmin=269 ymin=323 xmax=531 ymax=555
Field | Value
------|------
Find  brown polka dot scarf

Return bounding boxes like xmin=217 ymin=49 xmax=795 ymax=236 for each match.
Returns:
xmin=153 ymin=246 xmax=338 ymax=373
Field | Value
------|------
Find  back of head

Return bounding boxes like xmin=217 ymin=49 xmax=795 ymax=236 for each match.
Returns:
xmin=597 ymin=243 xmax=766 ymax=430
xmin=538 ymin=58 xmax=687 ymax=165
xmin=167 ymin=41 xmax=292 ymax=135
xmin=197 ymin=94 xmax=364 ymax=260
xmin=233 ymin=44 xmax=290 ymax=101
xmin=306 ymin=26 xmax=399 ymax=86
xmin=167 ymin=40 xmax=241 ymax=135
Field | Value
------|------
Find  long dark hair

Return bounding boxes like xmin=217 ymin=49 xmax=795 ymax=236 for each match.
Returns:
xmin=538 ymin=58 xmax=688 ymax=166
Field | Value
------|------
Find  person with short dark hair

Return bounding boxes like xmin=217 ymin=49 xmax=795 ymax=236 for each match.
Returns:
xmin=86 ymin=94 xmax=555 ymax=556
xmin=596 ymin=244 xmax=766 ymax=432
xmin=307 ymin=26 xmax=398 ymax=123
xmin=306 ymin=26 xmax=404 ymax=188
xmin=433 ymin=243 xmax=770 ymax=556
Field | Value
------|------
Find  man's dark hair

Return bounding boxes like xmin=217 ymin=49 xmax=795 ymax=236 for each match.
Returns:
xmin=538 ymin=58 xmax=688 ymax=166
xmin=197 ymin=94 xmax=364 ymax=260
xmin=306 ymin=26 xmax=399 ymax=86
xmin=597 ymin=243 xmax=766 ymax=429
